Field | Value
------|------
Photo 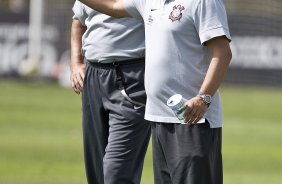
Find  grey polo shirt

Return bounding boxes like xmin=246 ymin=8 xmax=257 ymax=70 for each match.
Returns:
xmin=124 ymin=0 xmax=231 ymax=128
xmin=72 ymin=0 xmax=145 ymax=63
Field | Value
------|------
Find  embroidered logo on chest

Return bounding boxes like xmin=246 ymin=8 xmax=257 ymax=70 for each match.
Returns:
xmin=169 ymin=5 xmax=185 ymax=22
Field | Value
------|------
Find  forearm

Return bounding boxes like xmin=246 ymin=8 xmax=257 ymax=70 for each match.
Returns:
xmin=199 ymin=37 xmax=232 ymax=96
xmin=199 ymin=56 xmax=231 ymax=96
xmin=79 ymin=0 xmax=129 ymax=17
xmin=70 ymin=20 xmax=86 ymax=67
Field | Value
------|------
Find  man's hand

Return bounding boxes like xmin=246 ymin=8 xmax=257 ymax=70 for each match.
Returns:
xmin=70 ymin=63 xmax=86 ymax=94
xmin=183 ymin=96 xmax=208 ymax=125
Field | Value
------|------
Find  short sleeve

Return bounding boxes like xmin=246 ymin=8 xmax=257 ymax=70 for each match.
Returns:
xmin=193 ymin=0 xmax=231 ymax=45
xmin=72 ymin=0 xmax=87 ymax=26
xmin=123 ymin=0 xmax=146 ymax=20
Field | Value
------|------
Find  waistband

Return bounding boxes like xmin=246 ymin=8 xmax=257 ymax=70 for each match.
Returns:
xmin=87 ymin=57 xmax=145 ymax=68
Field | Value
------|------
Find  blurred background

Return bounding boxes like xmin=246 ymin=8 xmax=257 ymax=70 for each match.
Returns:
xmin=0 ymin=0 xmax=281 ymax=184
xmin=0 ymin=0 xmax=73 ymax=86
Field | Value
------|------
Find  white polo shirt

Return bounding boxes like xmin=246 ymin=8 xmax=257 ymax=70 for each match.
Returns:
xmin=124 ymin=0 xmax=231 ymax=128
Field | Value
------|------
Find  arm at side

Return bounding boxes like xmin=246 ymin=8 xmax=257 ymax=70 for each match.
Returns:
xmin=70 ymin=19 xmax=87 ymax=94
xmin=199 ymin=36 xmax=232 ymax=96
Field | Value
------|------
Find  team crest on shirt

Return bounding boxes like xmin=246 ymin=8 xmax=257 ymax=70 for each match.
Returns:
xmin=169 ymin=5 xmax=185 ymax=22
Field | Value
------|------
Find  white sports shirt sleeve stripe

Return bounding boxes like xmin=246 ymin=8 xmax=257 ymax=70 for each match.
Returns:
xmin=193 ymin=0 xmax=231 ymax=45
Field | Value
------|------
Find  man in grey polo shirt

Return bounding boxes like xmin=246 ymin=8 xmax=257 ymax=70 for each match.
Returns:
xmin=78 ymin=0 xmax=232 ymax=183
xmin=70 ymin=1 xmax=151 ymax=184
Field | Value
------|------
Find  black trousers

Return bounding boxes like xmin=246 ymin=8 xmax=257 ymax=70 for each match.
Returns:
xmin=82 ymin=58 xmax=151 ymax=184
xmin=152 ymin=121 xmax=222 ymax=184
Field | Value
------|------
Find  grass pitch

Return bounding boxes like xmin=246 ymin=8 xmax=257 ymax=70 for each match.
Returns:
xmin=0 ymin=81 xmax=281 ymax=184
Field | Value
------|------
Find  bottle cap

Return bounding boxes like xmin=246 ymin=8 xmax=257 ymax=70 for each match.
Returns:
xmin=167 ymin=94 xmax=184 ymax=110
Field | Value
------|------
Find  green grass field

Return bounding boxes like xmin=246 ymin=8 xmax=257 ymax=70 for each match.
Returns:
xmin=0 ymin=81 xmax=282 ymax=184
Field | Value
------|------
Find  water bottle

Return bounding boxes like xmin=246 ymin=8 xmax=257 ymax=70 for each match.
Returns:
xmin=167 ymin=94 xmax=187 ymax=124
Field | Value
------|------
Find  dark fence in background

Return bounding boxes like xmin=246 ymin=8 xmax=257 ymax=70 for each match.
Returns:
xmin=0 ymin=0 xmax=281 ymax=86
xmin=224 ymin=0 xmax=282 ymax=86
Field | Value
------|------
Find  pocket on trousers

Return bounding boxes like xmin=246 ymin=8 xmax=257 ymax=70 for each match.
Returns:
xmin=120 ymin=62 xmax=147 ymax=105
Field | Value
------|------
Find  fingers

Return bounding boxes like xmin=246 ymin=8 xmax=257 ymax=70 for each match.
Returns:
xmin=71 ymin=79 xmax=81 ymax=94
xmin=184 ymin=97 xmax=208 ymax=125
xmin=70 ymin=63 xmax=86 ymax=95
xmin=184 ymin=108 xmax=203 ymax=125
xmin=77 ymin=72 xmax=84 ymax=89
xmin=71 ymin=71 xmax=85 ymax=94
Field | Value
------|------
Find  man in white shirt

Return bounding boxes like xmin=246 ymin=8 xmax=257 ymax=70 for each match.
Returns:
xmin=78 ymin=0 xmax=232 ymax=183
